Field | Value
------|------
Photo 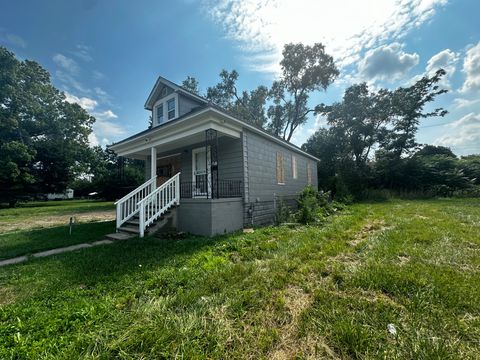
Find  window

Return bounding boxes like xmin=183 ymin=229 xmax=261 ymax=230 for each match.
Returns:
xmin=167 ymin=98 xmax=176 ymax=120
xmin=156 ymin=104 xmax=164 ymax=124
xmin=292 ymin=155 xmax=297 ymax=179
xmin=152 ymin=94 xmax=178 ymax=126
xmin=307 ymin=163 xmax=312 ymax=185
xmin=276 ymin=151 xmax=285 ymax=184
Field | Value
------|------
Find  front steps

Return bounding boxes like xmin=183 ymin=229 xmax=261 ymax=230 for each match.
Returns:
xmin=106 ymin=206 xmax=177 ymax=241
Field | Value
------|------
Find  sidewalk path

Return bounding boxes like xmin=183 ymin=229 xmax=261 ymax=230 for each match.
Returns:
xmin=0 ymin=239 xmax=114 ymax=267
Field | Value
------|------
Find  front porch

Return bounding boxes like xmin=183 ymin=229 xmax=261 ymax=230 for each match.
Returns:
xmin=112 ymin=119 xmax=245 ymax=236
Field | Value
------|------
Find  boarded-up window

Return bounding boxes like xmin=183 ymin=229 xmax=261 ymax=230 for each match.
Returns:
xmin=292 ymin=155 xmax=297 ymax=179
xmin=276 ymin=151 xmax=285 ymax=184
xmin=307 ymin=163 xmax=312 ymax=185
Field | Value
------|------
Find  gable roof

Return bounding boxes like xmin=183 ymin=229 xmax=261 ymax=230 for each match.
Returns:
xmin=144 ymin=76 xmax=208 ymax=110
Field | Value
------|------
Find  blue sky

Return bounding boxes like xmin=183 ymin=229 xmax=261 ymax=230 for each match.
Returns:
xmin=1 ymin=0 xmax=479 ymax=155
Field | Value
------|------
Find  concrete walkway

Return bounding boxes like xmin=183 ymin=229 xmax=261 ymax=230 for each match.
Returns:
xmin=0 ymin=239 xmax=117 ymax=267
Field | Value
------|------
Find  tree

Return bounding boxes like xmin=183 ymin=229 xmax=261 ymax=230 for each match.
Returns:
xmin=383 ymin=69 xmax=448 ymax=158
xmin=268 ymin=43 xmax=338 ymax=141
xmin=181 ymin=76 xmax=200 ymax=95
xmin=206 ymin=70 xmax=269 ymax=128
xmin=304 ymin=70 xmax=449 ymax=197
xmin=0 ymin=46 xmax=94 ymax=203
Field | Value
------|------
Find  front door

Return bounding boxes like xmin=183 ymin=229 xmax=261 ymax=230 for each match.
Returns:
xmin=192 ymin=147 xmax=210 ymax=197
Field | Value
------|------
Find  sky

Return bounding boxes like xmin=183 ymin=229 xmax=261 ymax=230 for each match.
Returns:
xmin=1 ymin=0 xmax=479 ymax=155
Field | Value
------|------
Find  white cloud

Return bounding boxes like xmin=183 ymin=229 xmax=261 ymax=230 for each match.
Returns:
xmin=452 ymin=98 xmax=480 ymax=109
xmin=88 ymin=132 xmax=100 ymax=147
xmin=92 ymin=110 xmax=118 ymax=120
xmin=358 ymin=43 xmax=419 ymax=81
xmin=72 ymin=44 xmax=93 ymax=62
xmin=64 ymin=92 xmax=98 ymax=111
xmin=0 ymin=28 xmax=27 ymax=48
xmin=94 ymin=120 xmax=125 ymax=137
xmin=53 ymin=53 xmax=79 ymax=74
xmin=435 ymin=112 xmax=480 ymax=153
xmin=205 ymin=0 xmax=448 ymax=73
xmin=460 ymin=42 xmax=480 ymax=93
xmin=426 ymin=49 xmax=459 ymax=76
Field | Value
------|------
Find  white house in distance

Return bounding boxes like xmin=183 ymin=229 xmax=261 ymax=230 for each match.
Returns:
xmin=109 ymin=76 xmax=318 ymax=237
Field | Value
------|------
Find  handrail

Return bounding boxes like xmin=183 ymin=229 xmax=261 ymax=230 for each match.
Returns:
xmin=137 ymin=172 xmax=180 ymax=237
xmin=114 ymin=176 xmax=157 ymax=205
xmin=137 ymin=174 xmax=179 ymax=206
xmin=115 ymin=176 xmax=157 ymax=229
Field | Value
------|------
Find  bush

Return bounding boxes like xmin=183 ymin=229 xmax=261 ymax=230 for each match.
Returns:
xmin=274 ymin=199 xmax=292 ymax=225
xmin=295 ymin=186 xmax=343 ymax=225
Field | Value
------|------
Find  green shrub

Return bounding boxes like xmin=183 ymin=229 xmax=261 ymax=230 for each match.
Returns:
xmin=274 ymin=199 xmax=292 ymax=225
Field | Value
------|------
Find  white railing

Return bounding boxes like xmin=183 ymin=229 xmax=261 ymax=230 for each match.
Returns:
xmin=137 ymin=173 xmax=180 ymax=237
xmin=114 ymin=176 xmax=157 ymax=229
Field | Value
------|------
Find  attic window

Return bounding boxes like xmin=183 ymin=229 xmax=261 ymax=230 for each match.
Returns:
xmin=153 ymin=93 xmax=178 ymax=125
xmin=167 ymin=98 xmax=176 ymax=120
xmin=156 ymin=103 xmax=164 ymax=124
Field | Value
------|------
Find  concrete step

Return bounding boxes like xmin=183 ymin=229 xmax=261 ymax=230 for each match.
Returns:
xmin=119 ymin=225 xmax=140 ymax=234
xmin=105 ymin=232 xmax=136 ymax=241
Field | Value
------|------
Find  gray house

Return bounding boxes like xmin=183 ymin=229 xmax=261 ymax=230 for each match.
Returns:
xmin=110 ymin=76 xmax=319 ymax=237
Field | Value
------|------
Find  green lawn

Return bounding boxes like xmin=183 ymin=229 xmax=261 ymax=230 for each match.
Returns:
xmin=0 ymin=221 xmax=115 ymax=260
xmin=0 ymin=199 xmax=114 ymax=233
xmin=0 ymin=199 xmax=479 ymax=359
xmin=0 ymin=200 xmax=115 ymax=259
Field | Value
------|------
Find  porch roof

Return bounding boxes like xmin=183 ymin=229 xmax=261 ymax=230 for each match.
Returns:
xmin=109 ymin=105 xmax=321 ymax=162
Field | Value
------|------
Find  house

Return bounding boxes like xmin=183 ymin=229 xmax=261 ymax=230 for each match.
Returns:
xmin=46 ymin=188 xmax=74 ymax=200
xmin=109 ymin=76 xmax=319 ymax=237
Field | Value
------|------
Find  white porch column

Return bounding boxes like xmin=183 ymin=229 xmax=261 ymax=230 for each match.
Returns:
xmin=150 ymin=146 xmax=157 ymax=188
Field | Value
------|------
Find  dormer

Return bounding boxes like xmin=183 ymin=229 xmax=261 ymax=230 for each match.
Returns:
xmin=144 ymin=76 xmax=208 ymax=128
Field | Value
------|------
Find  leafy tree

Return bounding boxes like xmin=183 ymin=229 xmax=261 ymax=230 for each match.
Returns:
xmin=181 ymin=76 xmax=200 ymax=95
xmin=268 ymin=43 xmax=338 ymax=141
xmin=382 ymin=69 xmax=448 ymax=158
xmin=414 ymin=145 xmax=456 ymax=158
xmin=0 ymin=46 xmax=94 ymax=203
xmin=191 ymin=43 xmax=338 ymax=137
xmin=206 ymin=70 xmax=269 ymax=128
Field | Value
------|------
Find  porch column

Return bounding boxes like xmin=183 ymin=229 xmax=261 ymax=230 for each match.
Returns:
xmin=150 ymin=147 xmax=157 ymax=188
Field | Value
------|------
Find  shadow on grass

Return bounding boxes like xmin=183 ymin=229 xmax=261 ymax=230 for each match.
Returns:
xmin=58 ymin=234 xmax=226 ymax=283
xmin=0 ymin=221 xmax=115 ymax=260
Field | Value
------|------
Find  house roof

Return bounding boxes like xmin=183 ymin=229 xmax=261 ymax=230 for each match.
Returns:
xmin=112 ymin=76 xmax=320 ymax=162
xmin=144 ymin=76 xmax=208 ymax=110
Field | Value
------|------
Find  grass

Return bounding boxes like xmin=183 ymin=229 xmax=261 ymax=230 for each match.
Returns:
xmin=0 ymin=199 xmax=114 ymax=233
xmin=0 ymin=198 xmax=479 ymax=358
xmin=0 ymin=221 xmax=115 ymax=260
xmin=0 ymin=199 xmax=115 ymax=259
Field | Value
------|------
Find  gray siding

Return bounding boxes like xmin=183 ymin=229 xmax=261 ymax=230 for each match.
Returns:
xmin=178 ymin=94 xmax=202 ymax=117
xmin=243 ymin=129 xmax=318 ymax=226
xmin=144 ymin=136 xmax=243 ymax=184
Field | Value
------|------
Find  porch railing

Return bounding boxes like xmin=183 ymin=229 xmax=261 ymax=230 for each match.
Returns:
xmin=137 ymin=173 xmax=180 ymax=237
xmin=180 ymin=175 xmax=242 ymax=198
xmin=114 ymin=176 xmax=157 ymax=229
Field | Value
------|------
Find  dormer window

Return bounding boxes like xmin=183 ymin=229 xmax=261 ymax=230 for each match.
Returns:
xmin=156 ymin=103 xmax=164 ymax=124
xmin=167 ymin=98 xmax=176 ymax=120
xmin=153 ymin=93 xmax=179 ymax=126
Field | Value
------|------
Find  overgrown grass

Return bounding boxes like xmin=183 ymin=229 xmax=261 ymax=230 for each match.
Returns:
xmin=0 ymin=199 xmax=479 ymax=358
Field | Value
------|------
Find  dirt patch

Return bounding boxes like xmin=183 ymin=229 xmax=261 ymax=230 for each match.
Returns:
xmin=348 ymin=220 xmax=391 ymax=247
xmin=0 ymin=210 xmax=115 ymax=233
xmin=0 ymin=286 xmax=16 ymax=306
xmin=398 ymin=253 xmax=410 ymax=265
xmin=269 ymin=286 xmax=339 ymax=359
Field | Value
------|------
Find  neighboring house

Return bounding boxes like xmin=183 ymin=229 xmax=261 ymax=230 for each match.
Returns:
xmin=46 ymin=188 xmax=74 ymax=200
xmin=109 ymin=76 xmax=319 ymax=237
